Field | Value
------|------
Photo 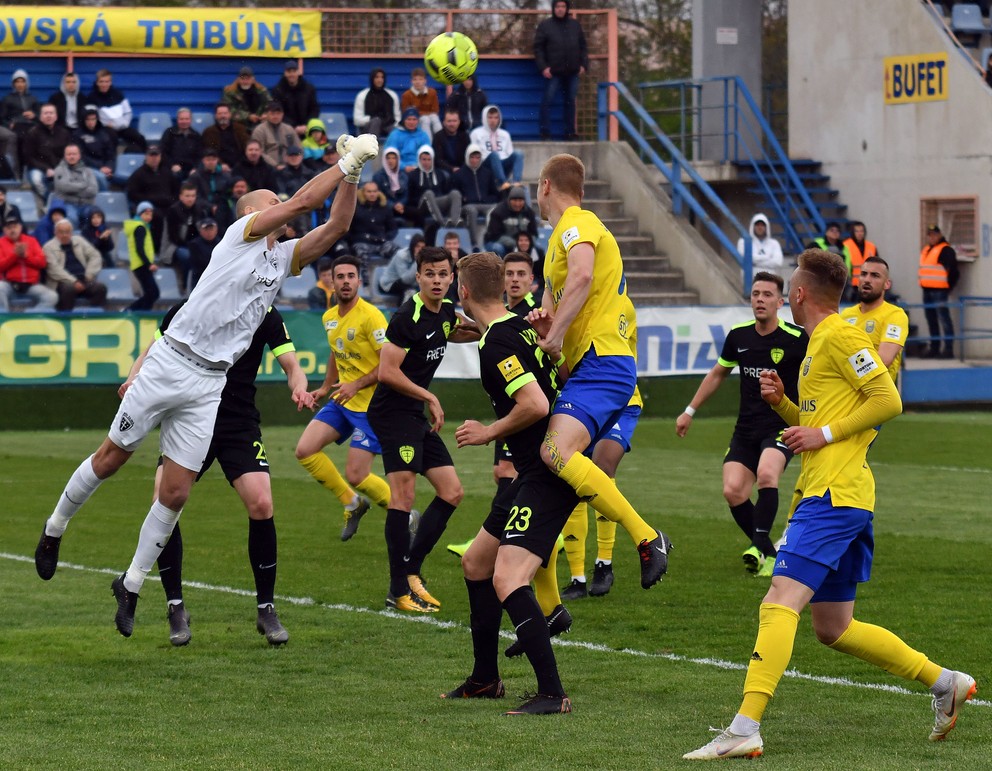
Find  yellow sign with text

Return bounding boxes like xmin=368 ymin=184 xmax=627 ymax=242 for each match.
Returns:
xmin=884 ymin=53 xmax=948 ymax=104
xmin=0 ymin=7 xmax=321 ymax=57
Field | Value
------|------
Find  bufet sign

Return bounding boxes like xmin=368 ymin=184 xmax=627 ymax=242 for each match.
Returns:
xmin=884 ymin=53 xmax=948 ymax=104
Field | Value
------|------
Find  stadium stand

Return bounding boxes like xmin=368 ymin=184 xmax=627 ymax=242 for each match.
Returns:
xmin=190 ymin=111 xmax=213 ymax=134
xmin=319 ymin=111 xmax=350 ymax=139
xmin=114 ymin=154 xmax=145 ymax=182
xmin=434 ymin=226 xmax=473 ymax=250
xmin=94 ymin=191 xmax=130 ymax=227
xmin=137 ymin=111 xmax=173 ymax=144
xmin=393 ymin=228 xmax=423 ymax=250
xmin=153 ymin=268 xmax=183 ymax=304
xmin=6 ymin=191 xmax=40 ymax=226
xmin=98 ymin=267 xmax=136 ymax=306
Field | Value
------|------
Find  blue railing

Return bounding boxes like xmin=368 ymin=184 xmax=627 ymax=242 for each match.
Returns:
xmin=597 ymin=81 xmax=753 ymax=296
xmin=902 ymin=296 xmax=992 ymax=361
xmin=634 ymin=75 xmax=825 ymax=255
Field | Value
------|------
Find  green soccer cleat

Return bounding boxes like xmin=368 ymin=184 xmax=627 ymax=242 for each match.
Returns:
xmin=742 ymin=545 xmax=764 ymax=574
xmin=756 ymin=555 xmax=775 ymax=578
xmin=446 ymin=539 xmax=474 ymax=558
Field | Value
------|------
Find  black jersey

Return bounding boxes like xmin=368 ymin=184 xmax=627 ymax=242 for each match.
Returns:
xmin=368 ymin=293 xmax=457 ymax=415
xmin=160 ymin=302 xmax=294 ymax=428
xmin=479 ymin=313 xmax=562 ymax=477
xmin=718 ymin=318 xmax=808 ymax=439
xmin=508 ymin=292 xmax=537 ymax=318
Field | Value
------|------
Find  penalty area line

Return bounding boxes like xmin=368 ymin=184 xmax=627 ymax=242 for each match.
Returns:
xmin=4 ymin=552 xmax=987 ymax=708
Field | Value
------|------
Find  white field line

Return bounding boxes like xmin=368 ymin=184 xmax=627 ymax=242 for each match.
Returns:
xmin=3 ymin=552 xmax=988 ymax=708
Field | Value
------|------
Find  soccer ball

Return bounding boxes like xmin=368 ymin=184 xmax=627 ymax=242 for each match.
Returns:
xmin=424 ymin=31 xmax=478 ymax=86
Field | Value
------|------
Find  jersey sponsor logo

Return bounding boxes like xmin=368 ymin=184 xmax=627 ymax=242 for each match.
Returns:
xmin=802 ymin=356 xmax=812 ymax=377
xmin=848 ymin=348 xmax=880 ymax=378
xmin=742 ymin=366 xmax=775 ymax=378
xmin=426 ymin=346 xmax=446 ymax=361
xmin=250 ymin=267 xmax=277 ymax=287
xmin=326 ymin=320 xmax=339 ymax=331
xmin=800 ymin=399 xmax=817 ymax=412
xmin=498 ymin=355 xmax=524 ymax=382
xmin=865 ymin=320 xmax=876 ymax=334
xmin=373 ymin=328 xmax=386 ymax=344
xmin=561 ymin=226 xmax=580 ymax=249
xmin=843 ymin=316 xmax=856 ymax=325
xmin=770 ymin=347 xmax=784 ymax=364
xmin=119 ymin=412 xmax=134 ymax=431
xmin=399 ymin=445 xmax=415 ymax=464
xmin=885 ymin=323 xmax=902 ymax=340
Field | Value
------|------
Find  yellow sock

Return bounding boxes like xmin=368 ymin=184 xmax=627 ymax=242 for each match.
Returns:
xmin=356 ymin=472 xmax=391 ymax=509
xmin=829 ymin=618 xmax=938 ymax=684
xmin=534 ymin=548 xmax=562 ymax=616
xmin=562 ymin=502 xmax=588 ymax=578
xmin=740 ymin=602 xmax=801 ymax=722
xmin=596 ymin=514 xmax=617 ymax=562
xmin=558 ymin=453 xmax=655 ymax=545
xmin=298 ymin=452 xmax=354 ymax=506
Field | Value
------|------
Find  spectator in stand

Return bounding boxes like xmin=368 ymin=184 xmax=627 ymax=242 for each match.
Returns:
xmin=222 ymin=66 xmax=271 ymax=129
xmin=188 ymin=217 xmax=221 ymax=290
xmin=346 ymin=180 xmax=398 ymax=264
xmin=48 ymin=72 xmax=82 ymax=131
xmin=233 ymin=139 xmax=278 ymax=193
xmin=377 ymin=233 xmax=424 ymax=303
xmin=353 ymin=67 xmax=401 ymax=140
xmin=453 ymin=144 xmax=501 ymax=250
xmin=402 ymin=67 xmax=442 ymax=137
xmin=160 ymin=108 xmax=203 ymax=180
xmin=447 ymin=75 xmax=488 ymax=132
xmin=86 ymin=69 xmax=146 ymax=151
xmin=307 ymin=255 xmax=335 ymax=311
xmin=0 ymin=215 xmax=58 ymax=312
xmin=408 ymin=145 xmax=462 ymax=242
xmin=164 ymin=181 xmax=210 ymax=294
xmin=469 ymin=105 xmax=524 ymax=190
xmin=534 ymin=0 xmax=589 ymax=141
xmin=432 ymin=107 xmax=470 ymax=175
xmin=271 ymin=60 xmax=319 ymax=139
xmin=81 ymin=207 xmax=115 ymax=268
xmin=32 ymin=206 xmax=67 ymax=247
xmin=483 ymin=185 xmax=539 ymax=257
xmin=842 ymin=221 xmax=879 ymax=303
xmin=251 ymin=101 xmax=299 ymax=170
xmin=186 ymin=148 xmax=231 ymax=218
xmin=807 ymin=221 xmax=850 ymax=276
xmin=126 ymin=145 xmax=177 ymax=212
xmin=737 ymin=213 xmax=784 ymax=282
xmin=215 ymin=176 xmax=248 ymax=233
xmin=385 ymin=108 xmax=432 ymax=173
xmin=918 ymin=224 xmax=960 ymax=359
xmin=202 ymin=103 xmax=249 ymax=171
xmin=52 ymin=143 xmax=98 ymax=225
xmin=514 ymin=232 xmax=546 ymax=295
xmin=124 ymin=201 xmax=159 ymax=311
xmin=301 ymin=118 xmax=331 ymax=168
xmin=42 ymin=218 xmax=108 ymax=311
xmin=373 ymin=147 xmax=409 ymax=222
xmin=1 ymin=68 xmax=41 ymax=173
xmin=277 ymin=145 xmax=315 ymax=201
xmin=73 ymin=108 xmax=116 ymax=192
xmin=442 ymin=230 xmax=467 ymax=303
xmin=23 ymin=104 xmax=72 ymax=199
xmin=0 ymin=186 xmax=23 ymax=224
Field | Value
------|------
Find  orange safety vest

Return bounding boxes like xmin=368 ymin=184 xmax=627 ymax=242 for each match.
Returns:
xmin=918 ymin=243 xmax=950 ymax=289
xmin=843 ymin=238 xmax=877 ymax=286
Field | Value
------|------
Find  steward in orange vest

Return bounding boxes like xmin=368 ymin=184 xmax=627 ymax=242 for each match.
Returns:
xmin=843 ymin=221 xmax=878 ymax=288
xmin=918 ymin=225 xmax=958 ymax=291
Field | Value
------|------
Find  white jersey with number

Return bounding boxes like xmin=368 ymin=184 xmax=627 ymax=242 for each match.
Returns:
xmin=164 ymin=212 xmax=301 ymax=367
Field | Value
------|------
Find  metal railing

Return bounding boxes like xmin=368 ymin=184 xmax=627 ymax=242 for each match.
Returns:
xmin=902 ymin=296 xmax=992 ymax=361
xmin=597 ymin=80 xmax=753 ymax=296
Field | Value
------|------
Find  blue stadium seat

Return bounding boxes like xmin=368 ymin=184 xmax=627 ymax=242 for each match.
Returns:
xmin=5 ymin=190 xmax=40 ymax=226
xmin=115 ymin=236 xmax=130 ymax=265
xmin=368 ymin=265 xmax=400 ymax=308
xmin=98 ymin=268 xmax=136 ymax=304
xmin=191 ymin=111 xmax=213 ymax=133
xmin=434 ymin=226 xmax=473 ymax=250
xmin=94 ymin=191 xmax=130 ymax=227
xmin=536 ymin=225 xmax=554 ymax=253
xmin=278 ymin=273 xmax=315 ymax=304
xmin=393 ymin=228 xmax=423 ymax=250
xmin=319 ymin=111 xmax=350 ymax=139
xmin=138 ymin=111 xmax=173 ymax=144
xmin=114 ymin=153 xmax=145 ymax=181
xmin=154 ymin=268 xmax=183 ymax=303
xmin=952 ymin=4 xmax=987 ymax=35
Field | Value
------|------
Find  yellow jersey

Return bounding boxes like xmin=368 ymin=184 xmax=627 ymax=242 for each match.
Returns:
xmin=839 ymin=300 xmax=909 ymax=382
xmin=545 ymin=205 xmax=635 ymax=366
xmin=794 ymin=314 xmax=890 ymax=510
xmin=321 ymin=298 xmax=388 ymax=413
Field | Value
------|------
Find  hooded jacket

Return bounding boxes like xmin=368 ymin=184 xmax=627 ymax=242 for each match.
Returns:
xmin=353 ymin=69 xmax=401 ymax=132
xmin=453 ymin=144 xmax=500 ymax=205
xmin=73 ymin=111 xmax=117 ymax=169
xmin=534 ymin=0 xmax=589 ymax=76
xmin=1 ymin=69 xmax=41 ymax=130
xmin=469 ymin=105 xmax=515 ymax=161
xmin=48 ymin=76 xmax=81 ymax=129
xmin=372 ymin=147 xmax=410 ymax=208
xmin=384 ymin=121 xmax=432 ymax=169
xmin=484 ymin=196 xmax=540 ymax=245
xmin=446 ymin=76 xmax=488 ymax=131
xmin=301 ymin=118 xmax=330 ymax=162
xmin=407 ymin=145 xmax=452 ymax=203
xmin=736 ymin=213 xmax=784 ymax=273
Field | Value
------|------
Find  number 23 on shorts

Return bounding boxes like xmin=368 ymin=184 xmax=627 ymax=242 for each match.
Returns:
xmin=504 ymin=505 xmax=532 ymax=534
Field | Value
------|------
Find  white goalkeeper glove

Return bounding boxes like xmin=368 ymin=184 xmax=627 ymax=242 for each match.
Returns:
xmin=337 ymin=133 xmax=379 ymax=183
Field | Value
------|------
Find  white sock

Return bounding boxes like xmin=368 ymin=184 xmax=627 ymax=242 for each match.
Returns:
xmin=728 ymin=713 xmax=760 ymax=736
xmin=47 ymin=454 xmax=102 ymax=536
xmin=572 ymin=576 xmax=586 ymax=583
xmin=258 ymin=602 xmax=274 ymax=610
xmin=124 ymin=500 xmax=182 ymax=593
xmin=597 ymin=559 xmax=612 ymax=566
xmin=167 ymin=599 xmax=184 ymax=608
xmin=344 ymin=495 xmax=359 ymax=511
xmin=931 ymin=668 xmax=954 ymax=695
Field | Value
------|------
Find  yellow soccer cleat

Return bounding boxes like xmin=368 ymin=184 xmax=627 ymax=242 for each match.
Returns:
xmin=385 ymin=592 xmax=437 ymax=613
xmin=408 ymin=574 xmax=441 ymax=608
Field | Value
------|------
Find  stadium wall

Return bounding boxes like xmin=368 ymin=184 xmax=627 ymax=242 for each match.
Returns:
xmin=789 ymin=0 xmax=991 ymax=357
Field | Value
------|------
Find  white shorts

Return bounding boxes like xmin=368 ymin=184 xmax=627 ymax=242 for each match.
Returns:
xmin=108 ymin=338 xmax=227 ymax=472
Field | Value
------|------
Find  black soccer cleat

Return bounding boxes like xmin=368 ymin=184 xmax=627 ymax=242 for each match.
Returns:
xmin=503 ymin=693 xmax=572 ymax=716
xmin=167 ymin=602 xmax=191 ymax=647
xmin=637 ymin=530 xmax=673 ymax=589
xmin=111 ymin=573 xmax=139 ymax=638
xmin=35 ymin=527 xmax=62 ymax=581
xmin=441 ymin=677 xmax=506 ymax=699
xmin=340 ymin=496 xmax=371 ymax=541
xmin=256 ymin=604 xmax=289 ymax=645
xmin=505 ymin=604 xmax=573 ymax=658
xmin=589 ymin=560 xmax=614 ymax=596
xmin=559 ymin=578 xmax=588 ymax=601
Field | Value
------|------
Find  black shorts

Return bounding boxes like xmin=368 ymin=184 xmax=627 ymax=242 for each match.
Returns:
xmin=369 ymin=410 xmax=453 ymax=475
xmin=493 ymin=440 xmax=513 ymax=466
xmin=481 ymin=470 xmax=578 ymax=568
xmin=198 ymin=421 xmax=270 ymax=484
xmin=723 ymin=430 xmax=794 ymax=475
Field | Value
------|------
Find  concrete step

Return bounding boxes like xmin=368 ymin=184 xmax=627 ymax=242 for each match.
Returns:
xmin=581 ymin=198 xmax=625 ymax=218
xmin=629 ymin=290 xmax=700 ymax=306
xmin=615 ymin=235 xmax=655 ymax=255
xmin=600 ymin=217 xmax=638 ymax=235
xmin=625 ymin=270 xmax=685 ymax=292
